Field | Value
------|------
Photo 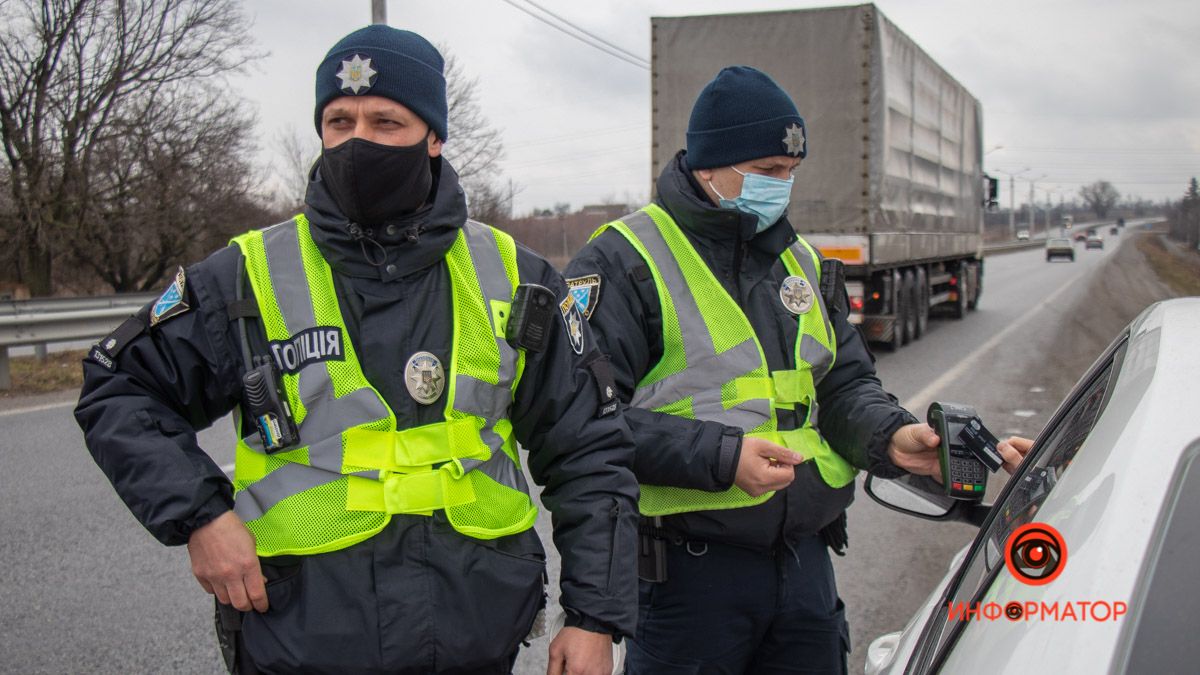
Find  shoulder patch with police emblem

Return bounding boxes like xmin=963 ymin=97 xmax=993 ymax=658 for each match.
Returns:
xmin=780 ymin=275 xmax=815 ymax=315
xmin=336 ymin=54 xmax=377 ymax=95
xmin=150 ymin=267 xmax=190 ymax=327
xmin=559 ymin=295 xmax=585 ymax=355
xmin=565 ymin=274 xmax=602 ymax=320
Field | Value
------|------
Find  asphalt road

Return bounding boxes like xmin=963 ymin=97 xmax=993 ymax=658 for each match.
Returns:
xmin=0 ymin=229 xmax=1139 ymax=674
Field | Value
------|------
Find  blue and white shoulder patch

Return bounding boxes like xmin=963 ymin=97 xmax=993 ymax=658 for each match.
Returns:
xmin=565 ymin=274 xmax=602 ymax=320
xmin=559 ymin=295 xmax=585 ymax=355
xmin=150 ymin=266 xmax=191 ymax=327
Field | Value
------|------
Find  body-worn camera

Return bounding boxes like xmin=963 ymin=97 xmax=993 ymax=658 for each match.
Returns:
xmin=927 ymin=401 xmax=1000 ymax=501
xmin=506 ymin=283 xmax=557 ymax=353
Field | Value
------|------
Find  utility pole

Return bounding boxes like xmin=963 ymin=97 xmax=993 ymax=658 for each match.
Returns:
xmin=1028 ymin=174 xmax=1048 ymax=235
xmin=995 ymin=168 xmax=1028 ymax=240
xmin=371 ymin=0 xmax=386 ymax=24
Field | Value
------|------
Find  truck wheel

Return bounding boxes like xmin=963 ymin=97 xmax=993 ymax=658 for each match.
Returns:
xmin=902 ymin=270 xmax=918 ymax=342
xmin=913 ymin=267 xmax=929 ymax=339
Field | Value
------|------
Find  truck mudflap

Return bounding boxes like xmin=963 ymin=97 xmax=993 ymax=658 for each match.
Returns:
xmin=860 ymin=315 xmax=897 ymax=342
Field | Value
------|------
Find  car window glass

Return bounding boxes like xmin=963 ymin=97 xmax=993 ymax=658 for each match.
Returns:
xmin=921 ymin=347 xmax=1122 ymax=667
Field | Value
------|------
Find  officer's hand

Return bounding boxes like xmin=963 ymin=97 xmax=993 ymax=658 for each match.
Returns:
xmin=186 ymin=510 xmax=268 ymax=613
xmin=887 ymin=423 xmax=942 ymax=482
xmin=998 ymin=436 xmax=1034 ymax=475
xmin=735 ymin=437 xmax=804 ymax=497
xmin=546 ymin=626 xmax=612 ymax=675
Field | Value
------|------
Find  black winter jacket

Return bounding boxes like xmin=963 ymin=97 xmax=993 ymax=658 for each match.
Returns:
xmin=75 ymin=159 xmax=640 ymax=643
xmin=564 ymin=150 xmax=918 ymax=552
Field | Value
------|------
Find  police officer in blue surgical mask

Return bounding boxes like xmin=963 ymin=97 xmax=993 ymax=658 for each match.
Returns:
xmin=564 ymin=66 xmax=944 ymax=673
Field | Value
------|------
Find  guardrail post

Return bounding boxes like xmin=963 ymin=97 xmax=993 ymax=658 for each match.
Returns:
xmin=0 ymin=346 xmax=10 ymax=390
xmin=35 ymin=343 xmax=48 ymax=362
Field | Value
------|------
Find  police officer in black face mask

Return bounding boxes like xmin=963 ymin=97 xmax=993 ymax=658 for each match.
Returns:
xmin=76 ymin=25 xmax=638 ymax=674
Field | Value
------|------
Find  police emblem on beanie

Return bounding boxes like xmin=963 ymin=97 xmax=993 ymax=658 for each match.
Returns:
xmin=782 ymin=123 xmax=806 ymax=157
xmin=314 ymin=25 xmax=449 ymax=140
xmin=336 ymin=54 xmax=377 ymax=95
xmin=685 ymin=65 xmax=808 ymax=170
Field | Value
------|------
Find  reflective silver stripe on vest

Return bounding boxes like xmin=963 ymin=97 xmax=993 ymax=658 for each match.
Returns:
xmin=623 ymin=210 xmax=773 ymax=427
xmin=788 ymin=241 xmax=835 ymax=379
xmin=236 ymin=221 xmax=391 ymax=521
xmin=236 ymin=220 xmax=530 ymax=522
xmin=457 ymin=221 xmax=529 ymax=497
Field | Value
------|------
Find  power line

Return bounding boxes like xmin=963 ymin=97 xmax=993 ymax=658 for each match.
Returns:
xmin=522 ymin=0 xmax=647 ymax=64
xmin=497 ymin=0 xmax=650 ymax=71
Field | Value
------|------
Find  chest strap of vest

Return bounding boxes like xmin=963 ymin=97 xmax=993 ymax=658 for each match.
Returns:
xmin=733 ymin=371 xmax=813 ymax=408
xmin=340 ymin=421 xmax=500 ymax=516
xmin=341 ymin=420 xmax=492 ymax=472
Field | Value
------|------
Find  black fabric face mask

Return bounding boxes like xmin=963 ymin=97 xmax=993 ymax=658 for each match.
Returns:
xmin=320 ymin=136 xmax=433 ymax=225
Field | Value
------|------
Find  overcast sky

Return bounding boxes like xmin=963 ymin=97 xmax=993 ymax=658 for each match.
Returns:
xmin=235 ymin=0 xmax=1200 ymax=215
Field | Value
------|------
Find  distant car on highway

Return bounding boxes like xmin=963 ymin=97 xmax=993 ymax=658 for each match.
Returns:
xmin=1072 ymin=232 xmax=1088 ymax=242
xmin=1045 ymin=238 xmax=1074 ymax=262
xmin=1016 ymin=229 xmax=1030 ymax=241
xmin=1086 ymin=236 xmax=1104 ymax=250
xmin=863 ymin=298 xmax=1200 ymax=675
xmin=1110 ymin=226 xmax=1120 ymax=236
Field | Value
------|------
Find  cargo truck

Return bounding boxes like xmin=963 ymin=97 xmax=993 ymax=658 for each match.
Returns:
xmin=651 ymin=4 xmax=998 ymax=350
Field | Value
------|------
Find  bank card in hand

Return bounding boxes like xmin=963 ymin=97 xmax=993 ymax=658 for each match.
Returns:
xmin=957 ymin=416 xmax=1003 ymax=472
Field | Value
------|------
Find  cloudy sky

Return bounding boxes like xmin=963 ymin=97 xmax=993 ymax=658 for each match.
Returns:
xmin=236 ymin=0 xmax=1200 ymax=215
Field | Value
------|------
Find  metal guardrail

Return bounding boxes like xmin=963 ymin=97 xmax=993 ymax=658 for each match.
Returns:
xmin=983 ymin=240 xmax=1045 ymax=254
xmin=0 ymin=292 xmax=155 ymax=390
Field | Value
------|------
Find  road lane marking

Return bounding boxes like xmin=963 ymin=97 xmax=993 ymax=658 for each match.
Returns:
xmin=901 ymin=275 xmax=1082 ymax=416
xmin=0 ymin=400 xmax=76 ymax=418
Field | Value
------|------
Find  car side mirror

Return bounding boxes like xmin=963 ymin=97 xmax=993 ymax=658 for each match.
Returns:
xmin=865 ymin=473 xmax=992 ymax=527
xmin=983 ymin=176 xmax=999 ymax=211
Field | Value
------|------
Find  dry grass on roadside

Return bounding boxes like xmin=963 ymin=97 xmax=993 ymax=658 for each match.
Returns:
xmin=1 ymin=349 xmax=86 ymax=398
xmin=1136 ymin=233 xmax=1200 ymax=296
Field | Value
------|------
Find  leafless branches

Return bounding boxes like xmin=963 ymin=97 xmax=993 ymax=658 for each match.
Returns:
xmin=0 ymin=0 xmax=260 ymax=294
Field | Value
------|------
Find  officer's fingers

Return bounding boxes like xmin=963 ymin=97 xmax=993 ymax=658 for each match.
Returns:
xmin=545 ymin=635 xmax=566 ymax=675
xmin=245 ymin=572 xmax=269 ymax=613
xmin=224 ymin=578 xmax=254 ymax=613
xmin=758 ymin=444 xmax=804 ymax=465
xmin=211 ymin=583 xmax=232 ymax=607
xmin=759 ymin=463 xmax=796 ymax=492
xmin=195 ymin=576 xmax=216 ymax=596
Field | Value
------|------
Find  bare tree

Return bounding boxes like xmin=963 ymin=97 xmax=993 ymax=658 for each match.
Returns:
xmin=1079 ymin=180 xmax=1120 ymax=220
xmin=273 ymin=124 xmax=320 ymax=213
xmin=441 ymin=50 xmax=504 ymax=185
xmin=437 ymin=47 xmax=515 ymax=223
xmin=66 ymin=84 xmax=260 ymax=291
xmin=0 ymin=0 xmax=259 ymax=295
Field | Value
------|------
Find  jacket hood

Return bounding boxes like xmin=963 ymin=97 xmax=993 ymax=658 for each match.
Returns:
xmin=656 ymin=150 xmax=798 ymax=258
xmin=303 ymin=155 xmax=468 ymax=281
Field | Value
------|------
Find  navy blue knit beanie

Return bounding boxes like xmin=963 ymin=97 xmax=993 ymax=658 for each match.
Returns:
xmin=314 ymin=25 xmax=448 ymax=140
xmin=686 ymin=66 xmax=807 ymax=170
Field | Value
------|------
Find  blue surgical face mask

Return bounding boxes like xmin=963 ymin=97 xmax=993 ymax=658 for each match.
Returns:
xmin=709 ymin=166 xmax=794 ymax=233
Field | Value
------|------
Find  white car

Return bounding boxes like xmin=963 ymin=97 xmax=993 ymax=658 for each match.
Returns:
xmin=1016 ymin=229 xmax=1030 ymax=241
xmin=863 ymin=298 xmax=1200 ymax=674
